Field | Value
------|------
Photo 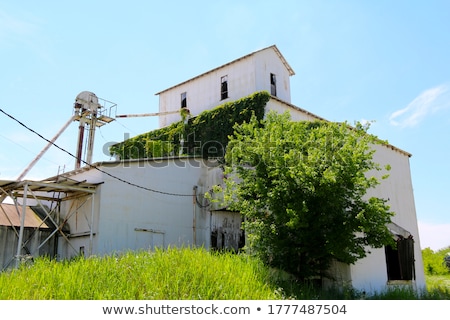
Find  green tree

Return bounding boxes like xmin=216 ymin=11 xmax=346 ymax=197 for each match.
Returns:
xmin=422 ymin=247 xmax=450 ymax=275
xmin=223 ymin=111 xmax=394 ymax=282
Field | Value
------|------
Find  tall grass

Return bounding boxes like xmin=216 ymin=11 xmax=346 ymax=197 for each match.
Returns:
xmin=368 ymin=285 xmax=450 ymax=300
xmin=2 ymin=247 xmax=450 ymax=300
xmin=0 ymin=247 xmax=283 ymax=300
xmin=426 ymin=275 xmax=450 ymax=291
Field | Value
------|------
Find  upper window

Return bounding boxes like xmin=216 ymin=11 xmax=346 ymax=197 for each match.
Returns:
xmin=270 ymin=73 xmax=277 ymax=96
xmin=181 ymin=92 xmax=187 ymax=109
xmin=221 ymin=75 xmax=228 ymax=100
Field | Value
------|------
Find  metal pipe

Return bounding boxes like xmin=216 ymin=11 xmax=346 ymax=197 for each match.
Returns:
xmin=193 ymin=186 xmax=197 ymax=246
xmin=89 ymin=194 xmax=95 ymax=256
xmin=85 ymin=116 xmax=97 ymax=165
xmin=75 ymin=119 xmax=85 ymax=169
xmin=17 ymin=115 xmax=76 ymax=180
xmin=15 ymin=182 xmax=27 ymax=268
xmin=115 ymin=110 xmax=180 ymax=118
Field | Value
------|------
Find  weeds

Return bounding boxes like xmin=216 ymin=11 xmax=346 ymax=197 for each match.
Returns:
xmin=0 ymin=247 xmax=282 ymax=300
xmin=1 ymin=247 xmax=449 ymax=300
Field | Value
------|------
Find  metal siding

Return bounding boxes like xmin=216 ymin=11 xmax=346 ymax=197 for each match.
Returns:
xmin=0 ymin=226 xmax=56 ymax=270
xmin=350 ymin=145 xmax=425 ymax=292
xmin=56 ymin=157 xmax=214 ymax=258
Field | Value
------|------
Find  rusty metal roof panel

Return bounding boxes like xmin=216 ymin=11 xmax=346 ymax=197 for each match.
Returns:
xmin=0 ymin=203 xmax=50 ymax=228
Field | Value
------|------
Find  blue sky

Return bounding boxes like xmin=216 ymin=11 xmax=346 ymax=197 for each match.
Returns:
xmin=1 ymin=0 xmax=449 ymax=251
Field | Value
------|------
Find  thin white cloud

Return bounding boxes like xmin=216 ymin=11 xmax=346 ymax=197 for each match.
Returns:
xmin=0 ymin=10 xmax=37 ymax=41
xmin=0 ymin=9 xmax=52 ymax=64
xmin=389 ymin=84 xmax=450 ymax=127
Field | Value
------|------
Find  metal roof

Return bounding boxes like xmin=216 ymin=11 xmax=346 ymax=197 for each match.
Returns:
xmin=0 ymin=203 xmax=50 ymax=228
xmin=0 ymin=178 xmax=100 ymax=202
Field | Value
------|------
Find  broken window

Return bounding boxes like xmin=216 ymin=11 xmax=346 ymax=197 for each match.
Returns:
xmin=221 ymin=75 xmax=228 ymax=100
xmin=385 ymin=236 xmax=415 ymax=281
xmin=270 ymin=73 xmax=277 ymax=96
xmin=181 ymin=92 xmax=187 ymax=109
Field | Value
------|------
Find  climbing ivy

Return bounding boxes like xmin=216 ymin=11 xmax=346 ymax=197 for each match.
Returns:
xmin=109 ymin=91 xmax=270 ymax=159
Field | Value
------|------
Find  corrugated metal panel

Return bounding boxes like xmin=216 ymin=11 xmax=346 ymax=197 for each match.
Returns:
xmin=0 ymin=226 xmax=56 ymax=270
xmin=0 ymin=204 xmax=56 ymax=270
xmin=0 ymin=203 xmax=50 ymax=228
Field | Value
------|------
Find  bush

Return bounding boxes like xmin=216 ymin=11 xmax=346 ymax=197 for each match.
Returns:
xmin=422 ymin=247 xmax=450 ymax=276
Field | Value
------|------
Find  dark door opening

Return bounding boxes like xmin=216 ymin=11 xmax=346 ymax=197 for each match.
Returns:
xmin=385 ymin=236 xmax=415 ymax=281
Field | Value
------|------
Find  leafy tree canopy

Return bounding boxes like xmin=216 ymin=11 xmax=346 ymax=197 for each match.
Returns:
xmin=223 ymin=111 xmax=395 ymax=281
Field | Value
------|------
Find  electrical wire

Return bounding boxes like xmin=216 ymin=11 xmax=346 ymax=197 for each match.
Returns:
xmin=0 ymin=108 xmax=196 ymax=197
xmin=0 ymin=132 xmax=61 ymax=167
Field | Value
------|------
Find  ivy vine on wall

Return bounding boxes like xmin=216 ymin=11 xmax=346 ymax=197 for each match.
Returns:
xmin=109 ymin=91 xmax=270 ymax=160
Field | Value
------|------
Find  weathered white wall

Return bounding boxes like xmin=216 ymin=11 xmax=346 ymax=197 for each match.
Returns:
xmin=255 ymin=48 xmax=291 ymax=102
xmin=350 ymin=144 xmax=425 ymax=293
xmin=158 ymin=47 xmax=293 ymax=127
xmin=58 ymin=157 xmax=218 ymax=259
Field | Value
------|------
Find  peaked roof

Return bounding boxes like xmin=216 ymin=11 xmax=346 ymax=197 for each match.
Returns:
xmin=155 ymin=45 xmax=295 ymax=95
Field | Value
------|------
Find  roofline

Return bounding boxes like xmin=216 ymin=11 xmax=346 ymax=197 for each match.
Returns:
xmin=270 ymin=97 xmax=412 ymax=158
xmin=155 ymin=45 xmax=295 ymax=96
xmin=56 ymin=156 xmax=220 ymax=178
xmin=270 ymin=95 xmax=327 ymax=121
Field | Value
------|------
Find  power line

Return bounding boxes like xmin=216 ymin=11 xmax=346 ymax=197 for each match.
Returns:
xmin=0 ymin=108 xmax=195 ymax=197
xmin=0 ymin=132 xmax=61 ymax=167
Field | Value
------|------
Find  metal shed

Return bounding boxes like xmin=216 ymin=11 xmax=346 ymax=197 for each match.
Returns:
xmin=0 ymin=177 xmax=99 ymax=269
xmin=0 ymin=203 xmax=55 ymax=270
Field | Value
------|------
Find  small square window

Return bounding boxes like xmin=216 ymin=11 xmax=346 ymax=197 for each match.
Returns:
xmin=181 ymin=92 xmax=187 ymax=109
xmin=221 ymin=76 xmax=228 ymax=100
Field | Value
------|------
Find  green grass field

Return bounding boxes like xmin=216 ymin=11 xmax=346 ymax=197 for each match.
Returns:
xmin=0 ymin=247 xmax=283 ymax=300
xmin=0 ymin=247 xmax=449 ymax=300
xmin=426 ymin=275 xmax=450 ymax=291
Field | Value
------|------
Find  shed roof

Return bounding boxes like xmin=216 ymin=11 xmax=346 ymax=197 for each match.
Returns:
xmin=0 ymin=178 xmax=100 ymax=202
xmin=0 ymin=203 xmax=50 ymax=228
xmin=155 ymin=45 xmax=295 ymax=95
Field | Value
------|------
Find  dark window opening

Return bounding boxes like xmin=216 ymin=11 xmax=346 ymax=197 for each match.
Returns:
xmin=270 ymin=73 xmax=277 ymax=96
xmin=385 ymin=236 xmax=415 ymax=281
xmin=221 ymin=76 xmax=228 ymax=100
xmin=181 ymin=92 xmax=187 ymax=109
xmin=210 ymin=228 xmax=245 ymax=252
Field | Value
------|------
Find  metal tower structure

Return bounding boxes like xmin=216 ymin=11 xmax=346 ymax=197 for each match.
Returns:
xmin=73 ymin=91 xmax=115 ymax=169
